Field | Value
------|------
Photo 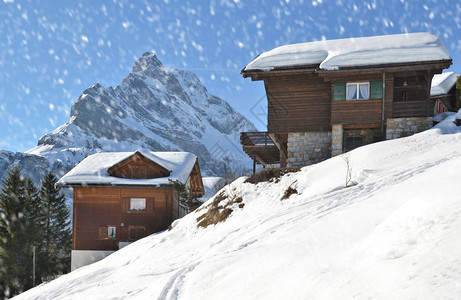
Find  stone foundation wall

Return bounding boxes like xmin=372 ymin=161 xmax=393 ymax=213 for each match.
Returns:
xmin=331 ymin=124 xmax=343 ymax=157
xmin=386 ymin=117 xmax=433 ymax=140
xmin=287 ymin=132 xmax=332 ymax=168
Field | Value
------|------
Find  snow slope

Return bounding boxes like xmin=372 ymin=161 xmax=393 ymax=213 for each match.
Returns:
xmin=15 ymin=111 xmax=461 ymax=299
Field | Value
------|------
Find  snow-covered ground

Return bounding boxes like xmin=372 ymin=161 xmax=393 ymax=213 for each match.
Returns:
xmin=15 ymin=111 xmax=461 ymax=299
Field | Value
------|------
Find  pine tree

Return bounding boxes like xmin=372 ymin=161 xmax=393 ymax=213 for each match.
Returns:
xmin=169 ymin=179 xmax=200 ymax=211
xmin=37 ymin=172 xmax=71 ymax=278
xmin=0 ymin=167 xmax=40 ymax=298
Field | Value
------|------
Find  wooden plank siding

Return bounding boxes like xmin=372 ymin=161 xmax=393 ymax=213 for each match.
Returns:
xmin=384 ymin=74 xmax=394 ymax=120
xmin=391 ymin=72 xmax=434 ymax=118
xmin=108 ymin=152 xmax=170 ymax=179
xmin=331 ymin=100 xmax=382 ymax=125
xmin=264 ymin=72 xmax=331 ymax=133
xmin=73 ymin=187 xmax=175 ymax=251
xmin=246 ymin=67 xmax=445 ymax=141
xmin=326 ymin=71 xmax=389 ymax=128
xmin=392 ymin=101 xmax=433 ymax=117
xmin=189 ymin=161 xmax=205 ymax=196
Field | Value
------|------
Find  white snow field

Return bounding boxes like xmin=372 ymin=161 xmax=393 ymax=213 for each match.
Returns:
xmin=15 ymin=111 xmax=461 ymax=299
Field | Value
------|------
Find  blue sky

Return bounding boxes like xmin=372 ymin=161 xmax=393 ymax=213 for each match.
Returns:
xmin=1 ymin=0 xmax=460 ymax=152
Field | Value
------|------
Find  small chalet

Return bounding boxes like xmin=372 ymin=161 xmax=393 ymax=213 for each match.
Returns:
xmin=240 ymin=32 xmax=452 ymax=169
xmin=57 ymin=151 xmax=204 ymax=271
xmin=431 ymin=72 xmax=459 ymax=114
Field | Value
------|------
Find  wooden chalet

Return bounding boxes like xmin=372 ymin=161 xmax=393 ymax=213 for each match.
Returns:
xmin=57 ymin=151 xmax=204 ymax=271
xmin=241 ymin=32 xmax=452 ymax=168
xmin=431 ymin=72 xmax=459 ymax=114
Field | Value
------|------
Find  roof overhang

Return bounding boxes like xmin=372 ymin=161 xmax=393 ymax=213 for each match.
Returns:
xmin=242 ymin=59 xmax=452 ymax=81
xmin=56 ymin=182 xmax=174 ymax=189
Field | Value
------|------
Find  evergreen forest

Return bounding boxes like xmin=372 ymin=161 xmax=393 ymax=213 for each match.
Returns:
xmin=0 ymin=168 xmax=71 ymax=299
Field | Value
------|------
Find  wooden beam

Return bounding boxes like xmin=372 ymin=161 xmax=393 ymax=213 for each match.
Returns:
xmin=268 ymin=133 xmax=287 ymax=160
xmin=253 ymin=153 xmax=267 ymax=166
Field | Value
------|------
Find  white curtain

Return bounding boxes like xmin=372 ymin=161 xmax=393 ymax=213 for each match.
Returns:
xmin=130 ymin=198 xmax=146 ymax=210
xmin=346 ymin=84 xmax=357 ymax=100
xmin=359 ymin=83 xmax=369 ymax=99
xmin=108 ymin=227 xmax=116 ymax=237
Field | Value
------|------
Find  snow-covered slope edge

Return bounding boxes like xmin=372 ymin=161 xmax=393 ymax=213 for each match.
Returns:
xmin=15 ymin=111 xmax=461 ymax=299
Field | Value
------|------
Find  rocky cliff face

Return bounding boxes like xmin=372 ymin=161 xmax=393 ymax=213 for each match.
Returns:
xmin=0 ymin=52 xmax=256 ymax=185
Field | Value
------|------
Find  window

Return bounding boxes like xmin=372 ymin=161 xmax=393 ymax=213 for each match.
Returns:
xmin=108 ymin=226 xmax=116 ymax=238
xmin=99 ymin=226 xmax=116 ymax=239
xmin=334 ymin=80 xmax=382 ymax=101
xmin=346 ymin=82 xmax=370 ymax=100
xmin=130 ymin=198 xmax=146 ymax=211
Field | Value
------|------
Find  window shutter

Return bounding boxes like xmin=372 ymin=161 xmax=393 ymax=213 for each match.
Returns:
xmin=99 ymin=226 xmax=107 ymax=239
xmin=370 ymin=80 xmax=383 ymax=99
xmin=122 ymin=198 xmax=129 ymax=211
xmin=333 ymin=82 xmax=346 ymax=101
xmin=147 ymin=197 xmax=154 ymax=211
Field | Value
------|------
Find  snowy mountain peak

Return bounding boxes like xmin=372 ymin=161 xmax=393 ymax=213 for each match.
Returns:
xmin=132 ymin=51 xmax=164 ymax=73
xmin=10 ymin=52 xmax=257 ymax=185
xmin=81 ymin=82 xmax=105 ymax=97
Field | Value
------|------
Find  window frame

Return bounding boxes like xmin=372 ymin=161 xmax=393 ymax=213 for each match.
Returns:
xmin=108 ymin=226 xmax=116 ymax=238
xmin=129 ymin=197 xmax=147 ymax=211
xmin=99 ymin=225 xmax=117 ymax=239
xmin=346 ymin=82 xmax=370 ymax=100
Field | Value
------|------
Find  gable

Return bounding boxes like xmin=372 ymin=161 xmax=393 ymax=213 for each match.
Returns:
xmin=108 ymin=152 xmax=170 ymax=179
xmin=189 ymin=160 xmax=205 ymax=196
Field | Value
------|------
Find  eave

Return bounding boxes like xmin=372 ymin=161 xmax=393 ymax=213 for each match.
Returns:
xmin=56 ymin=182 xmax=174 ymax=189
xmin=241 ymin=65 xmax=318 ymax=80
xmin=315 ymin=59 xmax=452 ymax=73
xmin=242 ymin=59 xmax=452 ymax=81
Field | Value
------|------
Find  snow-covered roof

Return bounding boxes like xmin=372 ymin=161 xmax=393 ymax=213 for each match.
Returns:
xmin=431 ymin=72 xmax=459 ymax=96
xmin=244 ymin=32 xmax=451 ymax=72
xmin=57 ymin=151 xmax=198 ymax=187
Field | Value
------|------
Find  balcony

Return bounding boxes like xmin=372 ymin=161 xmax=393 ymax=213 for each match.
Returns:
xmin=240 ymin=132 xmax=280 ymax=167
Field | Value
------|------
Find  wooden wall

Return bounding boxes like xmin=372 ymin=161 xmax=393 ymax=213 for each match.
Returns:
xmin=263 ymin=72 xmax=331 ymax=133
xmin=391 ymin=71 xmax=434 ymax=118
xmin=189 ymin=161 xmax=205 ymax=196
xmin=251 ymin=67 xmax=444 ymax=136
xmin=73 ymin=187 xmax=176 ymax=251
xmin=324 ymin=71 xmax=387 ymax=127
xmin=331 ymin=100 xmax=382 ymax=125
xmin=108 ymin=153 xmax=169 ymax=179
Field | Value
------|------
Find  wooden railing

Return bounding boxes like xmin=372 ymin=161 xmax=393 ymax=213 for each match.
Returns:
xmin=240 ymin=132 xmax=280 ymax=166
xmin=240 ymin=132 xmax=275 ymax=146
